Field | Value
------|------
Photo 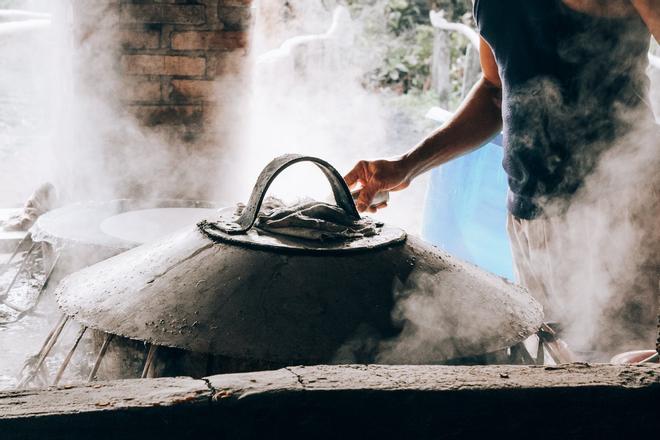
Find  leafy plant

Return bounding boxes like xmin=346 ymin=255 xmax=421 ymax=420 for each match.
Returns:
xmin=385 ymin=0 xmax=424 ymax=34
xmin=0 ymin=0 xmax=27 ymax=8
xmin=368 ymin=23 xmax=435 ymax=93
xmin=342 ymin=0 xmax=474 ymax=100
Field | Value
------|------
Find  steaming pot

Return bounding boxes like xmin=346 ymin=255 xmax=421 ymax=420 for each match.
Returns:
xmin=54 ymin=155 xmax=543 ymax=367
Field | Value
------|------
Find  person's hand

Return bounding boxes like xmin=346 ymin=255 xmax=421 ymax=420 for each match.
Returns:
xmin=344 ymin=158 xmax=411 ymax=212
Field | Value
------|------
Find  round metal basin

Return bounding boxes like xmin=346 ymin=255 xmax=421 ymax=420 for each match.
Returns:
xmin=30 ymin=199 xmax=223 ymax=278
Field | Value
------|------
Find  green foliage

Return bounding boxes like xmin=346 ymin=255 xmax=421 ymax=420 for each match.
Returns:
xmin=0 ymin=0 xmax=26 ymax=8
xmin=342 ymin=0 xmax=473 ymax=98
xmin=384 ymin=0 xmax=425 ymax=35
xmin=368 ymin=23 xmax=435 ymax=93
xmin=428 ymin=0 xmax=470 ymax=21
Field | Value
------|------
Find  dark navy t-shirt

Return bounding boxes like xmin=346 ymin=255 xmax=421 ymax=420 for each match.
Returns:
xmin=473 ymin=0 xmax=651 ymax=219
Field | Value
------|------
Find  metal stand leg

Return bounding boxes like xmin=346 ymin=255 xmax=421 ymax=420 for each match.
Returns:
xmin=88 ymin=334 xmax=114 ymax=382
xmin=1 ymin=233 xmax=32 ymax=269
xmin=1 ymin=243 xmax=37 ymax=302
xmin=3 ymin=254 xmax=60 ymax=321
xmin=53 ymin=326 xmax=87 ymax=386
xmin=17 ymin=315 xmax=69 ymax=388
xmin=35 ymin=254 xmax=59 ymax=302
xmin=536 ymin=338 xmax=545 ymax=365
xmin=510 ymin=342 xmax=536 ymax=365
xmin=537 ymin=323 xmax=576 ymax=364
xmin=141 ymin=344 xmax=158 ymax=379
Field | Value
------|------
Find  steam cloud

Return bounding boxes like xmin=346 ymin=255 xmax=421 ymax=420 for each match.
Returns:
xmin=223 ymin=1 xmax=387 ymax=204
xmin=222 ymin=0 xmax=431 ymax=234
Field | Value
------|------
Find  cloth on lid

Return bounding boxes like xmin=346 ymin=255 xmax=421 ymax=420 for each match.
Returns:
xmin=234 ymin=197 xmax=380 ymax=241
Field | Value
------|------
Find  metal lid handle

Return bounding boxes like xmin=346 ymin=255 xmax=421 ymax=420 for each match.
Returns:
xmin=218 ymin=154 xmax=360 ymax=235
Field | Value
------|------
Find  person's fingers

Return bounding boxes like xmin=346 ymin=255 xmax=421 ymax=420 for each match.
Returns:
xmin=392 ymin=180 xmax=410 ymax=192
xmin=366 ymin=201 xmax=388 ymax=213
xmin=356 ymin=179 xmax=379 ymax=212
xmin=343 ymin=161 xmax=368 ymax=189
xmin=344 ymin=169 xmax=359 ymax=188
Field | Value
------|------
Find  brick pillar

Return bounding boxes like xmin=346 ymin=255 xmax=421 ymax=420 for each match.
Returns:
xmin=69 ymin=0 xmax=252 ymax=200
xmin=119 ymin=0 xmax=251 ymax=141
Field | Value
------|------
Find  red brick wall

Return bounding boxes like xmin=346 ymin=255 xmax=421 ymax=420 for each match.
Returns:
xmin=69 ymin=0 xmax=253 ymax=200
xmin=118 ymin=0 xmax=252 ymax=137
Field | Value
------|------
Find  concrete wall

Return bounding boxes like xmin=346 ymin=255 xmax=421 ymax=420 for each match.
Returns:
xmin=1 ymin=364 xmax=659 ymax=439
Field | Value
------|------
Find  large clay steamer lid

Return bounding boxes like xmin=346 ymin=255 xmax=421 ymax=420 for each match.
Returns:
xmin=55 ymin=155 xmax=543 ymax=363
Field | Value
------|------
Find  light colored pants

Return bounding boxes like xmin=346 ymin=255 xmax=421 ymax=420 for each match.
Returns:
xmin=507 ymin=206 xmax=658 ymax=358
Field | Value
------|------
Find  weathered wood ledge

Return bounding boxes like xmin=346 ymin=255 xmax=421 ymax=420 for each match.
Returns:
xmin=1 ymin=364 xmax=658 ymax=439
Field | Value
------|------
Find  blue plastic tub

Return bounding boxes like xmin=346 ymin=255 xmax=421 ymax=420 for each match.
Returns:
xmin=421 ymin=133 xmax=514 ymax=279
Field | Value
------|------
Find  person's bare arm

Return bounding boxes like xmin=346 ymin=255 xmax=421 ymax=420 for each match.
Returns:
xmin=345 ymin=37 xmax=503 ymax=212
xmin=630 ymin=0 xmax=660 ymax=41
xmin=399 ymin=38 xmax=502 ymax=180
